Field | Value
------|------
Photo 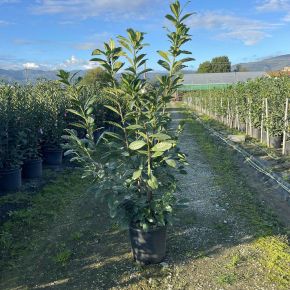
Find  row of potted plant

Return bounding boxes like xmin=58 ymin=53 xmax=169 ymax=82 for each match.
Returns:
xmin=0 ymin=81 xmax=70 ymax=193
xmin=0 ymin=79 xmax=122 ymax=194
xmin=183 ymin=76 xmax=290 ymax=148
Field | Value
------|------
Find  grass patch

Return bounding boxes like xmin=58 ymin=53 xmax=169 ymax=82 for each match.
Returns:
xmin=0 ymin=169 xmax=88 ymax=270
xmin=255 ymin=236 xmax=290 ymax=288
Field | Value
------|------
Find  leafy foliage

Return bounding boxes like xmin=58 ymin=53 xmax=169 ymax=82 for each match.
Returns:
xmin=0 ymin=84 xmax=25 ymax=169
xmin=183 ymin=76 xmax=290 ymax=137
xmin=197 ymin=56 xmax=231 ymax=73
xmin=62 ymin=0 xmax=194 ymax=230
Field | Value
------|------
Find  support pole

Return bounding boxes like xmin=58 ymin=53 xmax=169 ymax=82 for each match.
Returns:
xmin=261 ymin=99 xmax=265 ymax=143
xmin=282 ymin=98 xmax=289 ymax=155
xmin=265 ymin=98 xmax=270 ymax=147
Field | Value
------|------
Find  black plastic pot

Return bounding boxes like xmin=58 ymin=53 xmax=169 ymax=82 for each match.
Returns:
xmin=252 ymin=127 xmax=261 ymax=140
xmin=0 ymin=168 xmax=21 ymax=194
xmin=269 ymin=135 xmax=282 ymax=149
xmin=22 ymin=159 xmax=42 ymax=179
xmin=43 ymin=148 xmax=63 ymax=166
xmin=129 ymin=226 xmax=167 ymax=265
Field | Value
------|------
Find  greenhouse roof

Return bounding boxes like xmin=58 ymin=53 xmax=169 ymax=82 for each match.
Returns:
xmin=182 ymin=71 xmax=266 ymax=85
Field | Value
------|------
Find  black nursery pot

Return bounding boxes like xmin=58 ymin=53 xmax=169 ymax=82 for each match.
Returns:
xmin=269 ymin=135 xmax=282 ymax=149
xmin=285 ymin=140 xmax=290 ymax=155
xmin=22 ymin=159 xmax=43 ymax=179
xmin=43 ymin=148 xmax=63 ymax=166
xmin=0 ymin=168 xmax=21 ymax=194
xmin=252 ymin=127 xmax=261 ymax=140
xmin=129 ymin=226 xmax=167 ymax=265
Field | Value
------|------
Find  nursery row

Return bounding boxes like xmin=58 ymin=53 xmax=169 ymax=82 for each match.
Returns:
xmin=183 ymin=77 xmax=290 ymax=152
xmin=0 ymin=80 xmax=114 ymax=192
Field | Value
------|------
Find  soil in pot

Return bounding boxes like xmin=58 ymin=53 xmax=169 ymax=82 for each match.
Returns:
xmin=43 ymin=148 xmax=63 ymax=166
xmin=269 ymin=135 xmax=282 ymax=149
xmin=22 ymin=159 xmax=42 ymax=179
xmin=252 ymin=127 xmax=261 ymax=140
xmin=129 ymin=225 xmax=167 ymax=265
xmin=0 ymin=168 xmax=21 ymax=194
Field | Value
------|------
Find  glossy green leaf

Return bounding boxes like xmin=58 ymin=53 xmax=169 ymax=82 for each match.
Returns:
xmin=151 ymin=142 xmax=172 ymax=152
xmin=129 ymin=140 xmax=146 ymax=150
xmin=165 ymin=159 xmax=176 ymax=168
xmin=132 ymin=169 xmax=142 ymax=180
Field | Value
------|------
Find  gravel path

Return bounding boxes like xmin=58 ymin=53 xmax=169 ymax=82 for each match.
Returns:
xmin=171 ymin=109 xmax=245 ymax=248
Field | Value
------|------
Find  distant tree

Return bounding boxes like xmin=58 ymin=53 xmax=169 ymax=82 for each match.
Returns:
xmin=81 ymin=67 xmax=110 ymax=86
xmin=211 ymin=56 xmax=231 ymax=73
xmin=234 ymin=64 xmax=248 ymax=72
xmin=197 ymin=61 xmax=212 ymax=73
xmin=197 ymin=56 xmax=231 ymax=73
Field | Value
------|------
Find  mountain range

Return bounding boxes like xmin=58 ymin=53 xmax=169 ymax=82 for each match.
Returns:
xmin=234 ymin=54 xmax=290 ymax=72
xmin=1 ymin=54 xmax=290 ymax=83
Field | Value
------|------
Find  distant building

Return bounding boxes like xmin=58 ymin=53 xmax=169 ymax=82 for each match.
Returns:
xmin=180 ymin=71 xmax=266 ymax=91
xmin=282 ymin=66 xmax=290 ymax=72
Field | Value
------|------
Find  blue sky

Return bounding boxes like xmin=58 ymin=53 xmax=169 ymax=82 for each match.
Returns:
xmin=0 ymin=0 xmax=289 ymax=71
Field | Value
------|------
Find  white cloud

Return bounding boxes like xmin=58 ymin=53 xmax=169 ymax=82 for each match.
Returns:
xmin=188 ymin=11 xmax=280 ymax=45
xmin=31 ymin=0 xmax=162 ymax=20
xmin=257 ymin=0 xmax=290 ymax=22
xmin=256 ymin=0 xmax=290 ymax=11
xmin=1 ymin=55 xmax=95 ymax=71
xmin=54 ymin=55 xmax=96 ymax=70
xmin=23 ymin=62 xmax=40 ymax=69
xmin=0 ymin=20 xmax=13 ymax=26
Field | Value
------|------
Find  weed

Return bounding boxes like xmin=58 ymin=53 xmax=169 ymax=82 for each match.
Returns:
xmin=54 ymin=249 xmax=72 ymax=266
xmin=226 ymin=252 xmax=243 ymax=269
xmin=70 ymin=231 xmax=82 ymax=241
xmin=217 ymin=272 xmax=237 ymax=285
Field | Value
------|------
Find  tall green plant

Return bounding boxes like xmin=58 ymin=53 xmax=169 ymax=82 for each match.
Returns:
xmin=0 ymin=84 xmax=25 ymax=169
xmin=62 ymin=0 xmax=193 ymax=230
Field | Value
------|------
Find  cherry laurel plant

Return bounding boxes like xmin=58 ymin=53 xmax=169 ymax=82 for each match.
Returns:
xmin=61 ymin=0 xmax=194 ymax=230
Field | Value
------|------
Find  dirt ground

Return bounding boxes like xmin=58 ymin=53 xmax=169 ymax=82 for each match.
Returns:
xmin=0 ymin=107 xmax=289 ymax=290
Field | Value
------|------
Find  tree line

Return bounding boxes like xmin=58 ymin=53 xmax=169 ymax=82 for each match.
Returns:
xmin=197 ymin=56 xmax=247 ymax=73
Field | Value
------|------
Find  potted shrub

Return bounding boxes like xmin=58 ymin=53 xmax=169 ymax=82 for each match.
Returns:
xmin=61 ymin=0 xmax=193 ymax=264
xmin=21 ymin=128 xmax=43 ymax=179
xmin=37 ymin=81 xmax=69 ymax=166
xmin=245 ymin=80 xmax=264 ymax=139
xmin=264 ymin=78 xmax=285 ymax=148
xmin=0 ymin=85 xmax=24 ymax=193
xmin=17 ymin=86 xmax=43 ymax=179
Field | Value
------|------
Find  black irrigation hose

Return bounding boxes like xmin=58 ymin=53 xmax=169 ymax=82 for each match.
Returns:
xmin=190 ymin=111 xmax=290 ymax=205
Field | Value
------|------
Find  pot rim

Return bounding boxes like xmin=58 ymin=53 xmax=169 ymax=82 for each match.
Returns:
xmin=23 ymin=158 xmax=43 ymax=164
xmin=43 ymin=148 xmax=63 ymax=153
